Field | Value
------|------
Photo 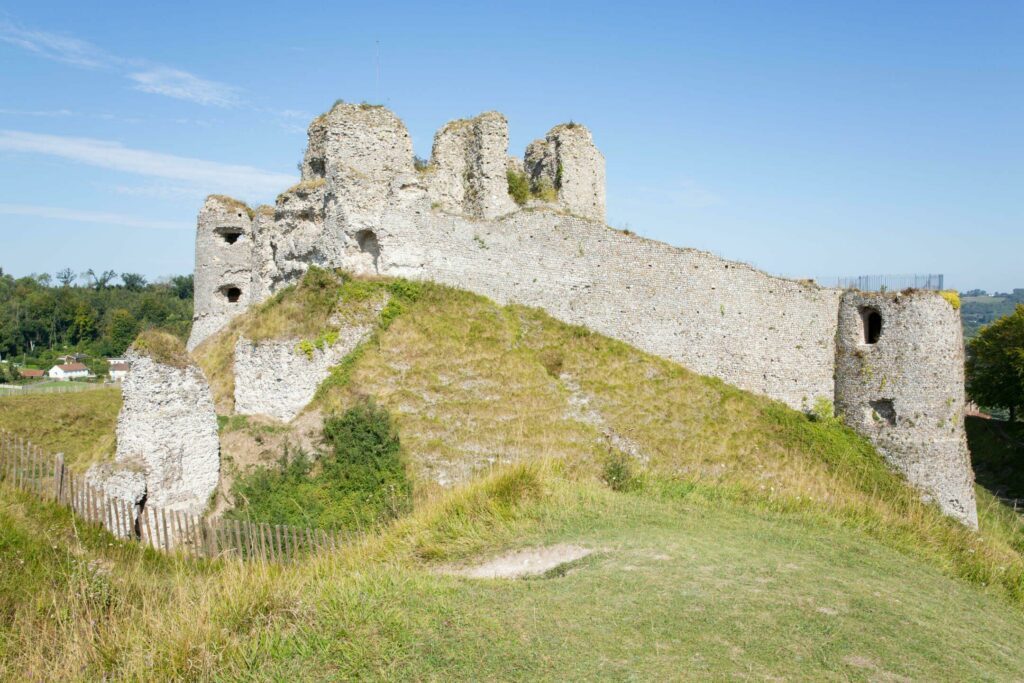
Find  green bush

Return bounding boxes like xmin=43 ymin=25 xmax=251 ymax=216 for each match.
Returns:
xmin=226 ymin=401 xmax=412 ymax=530
xmin=507 ymin=170 xmax=531 ymax=205
xmin=601 ymin=449 xmax=637 ymax=492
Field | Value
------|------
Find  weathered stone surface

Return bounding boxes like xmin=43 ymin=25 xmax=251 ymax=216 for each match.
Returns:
xmin=835 ymin=291 xmax=977 ymax=526
xmin=85 ymin=463 xmax=147 ymax=538
xmin=189 ymin=103 xmax=977 ymax=525
xmin=113 ymin=351 xmax=220 ymax=515
xmin=524 ymin=123 xmax=605 ymax=222
xmin=234 ymin=310 xmax=382 ymax=422
xmin=188 ymin=195 xmax=254 ymax=350
xmin=428 ymin=112 xmax=517 ymax=220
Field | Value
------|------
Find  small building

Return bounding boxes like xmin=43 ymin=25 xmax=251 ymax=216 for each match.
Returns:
xmin=58 ymin=353 xmax=89 ymax=364
xmin=48 ymin=363 xmax=91 ymax=381
xmin=106 ymin=357 xmax=128 ymax=366
xmin=19 ymin=369 xmax=45 ymax=380
xmin=108 ymin=362 xmax=131 ymax=382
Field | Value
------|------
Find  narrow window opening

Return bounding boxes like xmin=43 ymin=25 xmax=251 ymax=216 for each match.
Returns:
xmin=222 ymin=231 xmax=242 ymax=245
xmin=861 ymin=307 xmax=882 ymax=344
xmin=870 ymin=399 xmax=897 ymax=426
xmin=224 ymin=286 xmax=242 ymax=303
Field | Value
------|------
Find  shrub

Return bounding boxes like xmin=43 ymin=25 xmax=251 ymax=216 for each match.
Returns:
xmin=507 ymin=170 xmax=531 ymax=205
xmin=601 ymin=449 xmax=637 ymax=492
xmin=809 ymin=396 xmax=839 ymax=424
xmin=226 ymin=401 xmax=411 ymax=530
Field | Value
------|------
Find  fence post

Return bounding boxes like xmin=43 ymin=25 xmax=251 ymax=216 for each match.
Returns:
xmin=52 ymin=453 xmax=65 ymax=502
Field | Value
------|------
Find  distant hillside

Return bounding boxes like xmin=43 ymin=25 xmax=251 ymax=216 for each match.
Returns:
xmin=961 ymin=288 xmax=1024 ymax=338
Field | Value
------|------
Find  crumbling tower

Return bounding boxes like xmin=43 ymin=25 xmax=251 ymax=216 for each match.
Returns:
xmin=835 ymin=291 xmax=977 ymax=527
xmin=524 ymin=123 xmax=606 ymax=223
xmin=189 ymin=196 xmax=254 ymax=350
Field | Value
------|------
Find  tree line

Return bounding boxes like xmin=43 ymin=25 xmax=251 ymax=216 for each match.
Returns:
xmin=0 ymin=267 xmax=193 ymax=377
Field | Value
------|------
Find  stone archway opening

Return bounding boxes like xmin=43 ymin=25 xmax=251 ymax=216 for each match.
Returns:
xmin=355 ymin=229 xmax=380 ymax=272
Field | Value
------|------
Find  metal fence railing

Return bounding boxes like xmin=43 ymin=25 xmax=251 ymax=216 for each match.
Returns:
xmin=816 ymin=274 xmax=945 ymax=292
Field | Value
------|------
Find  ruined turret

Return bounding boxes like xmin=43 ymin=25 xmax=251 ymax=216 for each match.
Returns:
xmin=188 ymin=195 xmax=254 ymax=350
xmin=428 ymin=111 xmax=517 ymax=220
xmin=835 ymin=291 xmax=977 ymax=527
xmin=524 ymin=123 xmax=606 ymax=222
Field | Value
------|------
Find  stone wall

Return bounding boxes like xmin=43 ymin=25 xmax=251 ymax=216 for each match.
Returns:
xmin=525 ymin=123 xmax=606 ymax=222
xmin=189 ymin=103 xmax=976 ymax=525
xmin=835 ymin=291 xmax=977 ymax=526
xmin=87 ymin=350 xmax=220 ymax=540
xmin=428 ymin=112 xmax=517 ymax=220
xmin=188 ymin=196 xmax=255 ymax=350
xmin=233 ymin=306 xmax=383 ymax=422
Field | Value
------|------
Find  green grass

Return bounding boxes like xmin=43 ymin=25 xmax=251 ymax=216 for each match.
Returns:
xmin=0 ymin=389 xmax=122 ymax=472
xmin=5 ymin=272 xmax=1023 ymax=678
xmin=2 ymin=464 xmax=1024 ymax=680
xmin=197 ymin=274 xmax=1024 ymax=605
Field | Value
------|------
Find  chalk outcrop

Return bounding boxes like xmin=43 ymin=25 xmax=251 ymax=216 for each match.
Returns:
xmin=186 ymin=102 xmax=978 ymax=526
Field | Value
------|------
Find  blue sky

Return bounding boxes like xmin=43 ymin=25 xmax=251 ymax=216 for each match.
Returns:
xmin=0 ymin=1 xmax=1021 ymax=291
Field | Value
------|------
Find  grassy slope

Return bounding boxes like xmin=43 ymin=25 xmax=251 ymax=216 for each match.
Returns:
xmin=0 ymin=388 xmax=121 ymax=472
xmin=193 ymin=277 xmax=1024 ymax=603
xmin=3 ymin=274 xmax=1024 ymax=678
xmin=2 ymin=467 xmax=1024 ymax=680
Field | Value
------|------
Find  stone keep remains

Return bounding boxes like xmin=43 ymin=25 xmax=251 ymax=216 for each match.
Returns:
xmin=187 ymin=102 xmax=977 ymax=526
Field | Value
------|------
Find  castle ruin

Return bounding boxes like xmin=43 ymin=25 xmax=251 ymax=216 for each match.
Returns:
xmin=187 ymin=102 xmax=977 ymax=527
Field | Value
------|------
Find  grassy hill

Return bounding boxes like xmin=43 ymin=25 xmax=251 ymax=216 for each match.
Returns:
xmin=1 ymin=270 xmax=1023 ymax=679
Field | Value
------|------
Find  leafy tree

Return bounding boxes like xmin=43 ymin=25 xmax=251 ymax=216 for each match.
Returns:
xmin=70 ymin=302 xmax=97 ymax=344
xmin=967 ymin=305 xmax=1024 ymax=421
xmin=170 ymin=274 xmax=194 ymax=300
xmin=106 ymin=308 xmax=140 ymax=355
xmin=121 ymin=272 xmax=148 ymax=291
xmin=55 ymin=268 xmax=76 ymax=287
xmin=83 ymin=269 xmax=118 ymax=291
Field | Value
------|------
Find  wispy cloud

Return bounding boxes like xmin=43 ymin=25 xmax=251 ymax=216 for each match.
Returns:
xmin=0 ymin=107 xmax=74 ymax=117
xmin=0 ymin=203 xmax=189 ymax=231
xmin=0 ymin=20 xmax=112 ymax=68
xmin=0 ymin=20 xmax=241 ymax=107
xmin=0 ymin=130 xmax=294 ymax=199
xmin=128 ymin=67 xmax=240 ymax=107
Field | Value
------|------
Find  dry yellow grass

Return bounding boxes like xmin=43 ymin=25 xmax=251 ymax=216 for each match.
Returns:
xmin=0 ymin=389 xmax=121 ymax=472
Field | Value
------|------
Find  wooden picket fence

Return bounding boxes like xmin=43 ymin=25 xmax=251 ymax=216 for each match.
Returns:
xmin=0 ymin=430 xmax=350 ymax=562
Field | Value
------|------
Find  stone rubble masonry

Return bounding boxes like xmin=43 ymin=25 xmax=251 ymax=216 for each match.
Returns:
xmin=85 ymin=351 xmax=220 ymax=541
xmin=188 ymin=195 xmax=255 ymax=350
xmin=835 ymin=291 xmax=978 ymax=527
xmin=524 ymin=123 xmax=606 ymax=223
xmin=189 ymin=103 xmax=977 ymax=525
xmin=233 ymin=301 xmax=385 ymax=422
xmin=428 ymin=112 xmax=518 ymax=220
